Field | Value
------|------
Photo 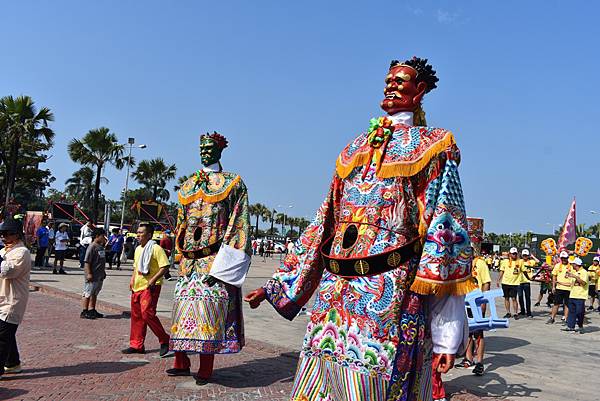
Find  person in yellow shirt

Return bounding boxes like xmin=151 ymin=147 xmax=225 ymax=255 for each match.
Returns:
xmin=547 ymin=251 xmax=572 ymax=325
xmin=460 ymin=252 xmax=492 ymax=375
xmin=121 ymin=223 xmax=171 ymax=356
xmin=497 ymin=247 xmax=522 ymax=319
xmin=586 ymin=257 xmax=599 ymax=311
xmin=562 ymin=257 xmax=588 ymax=333
xmin=518 ymin=249 xmax=538 ymax=318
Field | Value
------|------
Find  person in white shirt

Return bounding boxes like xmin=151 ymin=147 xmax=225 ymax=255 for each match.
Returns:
xmin=79 ymin=221 xmax=94 ymax=269
xmin=53 ymin=223 xmax=70 ymax=274
xmin=0 ymin=217 xmax=31 ymax=377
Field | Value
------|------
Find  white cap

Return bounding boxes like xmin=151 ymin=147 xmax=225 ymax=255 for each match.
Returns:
xmin=594 ymin=256 xmax=600 ymax=262
xmin=573 ymin=257 xmax=583 ymax=266
xmin=559 ymin=251 xmax=569 ymax=258
xmin=509 ymin=247 xmax=518 ymax=254
xmin=521 ymin=249 xmax=530 ymax=256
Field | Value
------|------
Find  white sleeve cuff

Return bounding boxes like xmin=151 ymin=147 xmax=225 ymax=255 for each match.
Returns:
xmin=429 ymin=295 xmax=468 ymax=355
xmin=209 ymin=244 xmax=251 ymax=287
xmin=0 ymin=260 xmax=11 ymax=276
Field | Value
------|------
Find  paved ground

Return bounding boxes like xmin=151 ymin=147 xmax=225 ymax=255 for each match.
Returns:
xmin=1 ymin=255 xmax=596 ymax=400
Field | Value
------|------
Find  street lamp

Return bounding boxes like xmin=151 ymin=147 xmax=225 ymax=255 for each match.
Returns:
xmin=277 ymin=204 xmax=294 ymax=236
xmin=119 ymin=138 xmax=147 ymax=232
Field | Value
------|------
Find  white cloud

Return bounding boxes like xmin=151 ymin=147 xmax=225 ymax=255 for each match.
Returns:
xmin=437 ymin=8 xmax=461 ymax=24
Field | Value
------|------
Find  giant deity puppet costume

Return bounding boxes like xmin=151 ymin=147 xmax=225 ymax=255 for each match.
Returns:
xmin=245 ymin=57 xmax=474 ymax=401
xmin=168 ymin=132 xmax=252 ymax=385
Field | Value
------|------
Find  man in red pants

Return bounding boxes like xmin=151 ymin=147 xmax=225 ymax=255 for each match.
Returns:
xmin=121 ymin=223 xmax=170 ymax=357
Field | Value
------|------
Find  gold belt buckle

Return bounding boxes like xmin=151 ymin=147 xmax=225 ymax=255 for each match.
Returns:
xmin=354 ymin=260 xmax=370 ymax=275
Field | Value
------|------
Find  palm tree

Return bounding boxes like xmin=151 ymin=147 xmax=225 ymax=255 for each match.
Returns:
xmin=174 ymin=174 xmax=189 ymax=192
xmin=68 ymin=127 xmax=127 ymax=222
xmin=261 ymin=208 xmax=273 ymax=234
xmin=297 ymin=217 xmax=311 ymax=234
xmin=249 ymin=203 xmax=269 ymax=237
xmin=288 ymin=217 xmax=299 ymax=237
xmin=0 ymin=95 xmax=54 ymax=213
xmin=275 ymin=212 xmax=286 ymax=235
xmin=131 ymin=157 xmax=177 ymax=202
xmin=65 ymin=167 xmax=105 ymax=211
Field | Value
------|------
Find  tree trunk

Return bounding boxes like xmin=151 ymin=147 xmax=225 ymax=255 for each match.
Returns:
xmin=270 ymin=215 xmax=274 ymax=234
xmin=92 ymin=163 xmax=103 ymax=223
xmin=254 ymin=215 xmax=259 ymax=237
xmin=3 ymin=136 xmax=20 ymax=216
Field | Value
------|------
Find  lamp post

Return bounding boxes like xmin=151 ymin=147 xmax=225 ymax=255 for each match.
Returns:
xmin=119 ymin=138 xmax=147 ymax=232
xmin=278 ymin=204 xmax=293 ymax=236
xmin=590 ymin=210 xmax=599 ymax=238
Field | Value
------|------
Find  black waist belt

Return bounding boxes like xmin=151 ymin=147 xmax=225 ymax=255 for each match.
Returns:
xmin=320 ymin=235 xmax=421 ymax=278
xmin=176 ymin=225 xmax=222 ymax=260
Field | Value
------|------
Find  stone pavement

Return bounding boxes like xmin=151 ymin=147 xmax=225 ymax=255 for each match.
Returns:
xmin=0 ymin=290 xmax=297 ymax=401
xmin=3 ymin=255 xmax=596 ymax=400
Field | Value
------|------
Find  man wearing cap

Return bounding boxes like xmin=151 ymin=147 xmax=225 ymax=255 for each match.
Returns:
xmin=460 ymin=250 xmax=491 ymax=375
xmin=497 ymin=247 xmax=522 ymax=319
xmin=562 ymin=258 xmax=588 ymax=333
xmin=53 ymin=223 xmax=69 ymax=274
xmin=0 ymin=218 xmax=31 ymax=376
xmin=586 ymin=257 xmax=599 ymax=311
xmin=548 ymin=251 xmax=572 ymax=324
xmin=518 ymin=249 xmax=538 ymax=319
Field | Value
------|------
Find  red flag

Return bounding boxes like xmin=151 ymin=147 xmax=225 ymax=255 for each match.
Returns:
xmin=558 ymin=197 xmax=576 ymax=250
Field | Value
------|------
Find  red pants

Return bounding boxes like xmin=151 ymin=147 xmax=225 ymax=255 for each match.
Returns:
xmin=432 ymin=369 xmax=445 ymax=400
xmin=130 ymin=286 xmax=169 ymax=350
xmin=174 ymin=352 xmax=215 ymax=379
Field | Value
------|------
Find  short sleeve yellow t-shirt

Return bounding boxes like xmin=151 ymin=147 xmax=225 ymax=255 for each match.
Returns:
xmin=569 ymin=268 xmax=589 ymax=300
xmin=132 ymin=243 xmax=170 ymax=292
xmin=500 ymin=259 xmax=523 ymax=286
xmin=520 ymin=259 xmax=537 ymax=284
xmin=587 ymin=265 xmax=598 ymax=285
xmin=552 ymin=263 xmax=573 ymax=291
xmin=472 ymin=257 xmax=492 ymax=290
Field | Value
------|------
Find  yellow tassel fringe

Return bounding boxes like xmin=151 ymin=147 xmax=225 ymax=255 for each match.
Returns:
xmin=336 ymin=132 xmax=456 ymax=179
xmin=178 ymin=175 xmax=241 ymax=205
xmin=410 ymin=276 xmax=477 ymax=297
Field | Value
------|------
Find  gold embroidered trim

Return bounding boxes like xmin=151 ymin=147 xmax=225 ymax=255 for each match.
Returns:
xmin=335 ymin=132 xmax=456 ymax=179
xmin=178 ymin=175 xmax=241 ymax=205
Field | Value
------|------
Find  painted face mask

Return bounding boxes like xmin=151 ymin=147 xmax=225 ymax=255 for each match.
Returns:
xmin=199 ymin=132 xmax=228 ymax=166
xmin=380 ymin=57 xmax=439 ymax=117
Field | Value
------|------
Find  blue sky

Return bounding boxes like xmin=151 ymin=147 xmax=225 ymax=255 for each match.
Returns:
xmin=2 ymin=1 xmax=599 ymax=233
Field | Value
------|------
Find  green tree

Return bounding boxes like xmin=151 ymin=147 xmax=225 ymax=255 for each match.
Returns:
xmin=68 ymin=127 xmax=127 ymax=222
xmin=131 ymin=157 xmax=177 ymax=202
xmin=174 ymin=174 xmax=190 ymax=192
xmin=0 ymin=95 xmax=54 ymax=214
xmin=249 ymin=203 xmax=269 ymax=237
xmin=275 ymin=212 xmax=286 ymax=235
xmin=297 ymin=217 xmax=311 ymax=235
xmin=65 ymin=167 xmax=104 ymax=211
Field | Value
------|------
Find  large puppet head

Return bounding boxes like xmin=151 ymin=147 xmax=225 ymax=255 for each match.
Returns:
xmin=199 ymin=132 xmax=228 ymax=166
xmin=380 ymin=57 xmax=439 ymax=115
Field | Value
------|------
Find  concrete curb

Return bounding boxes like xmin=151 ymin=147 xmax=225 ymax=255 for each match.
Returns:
xmin=30 ymin=281 xmax=128 ymax=315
